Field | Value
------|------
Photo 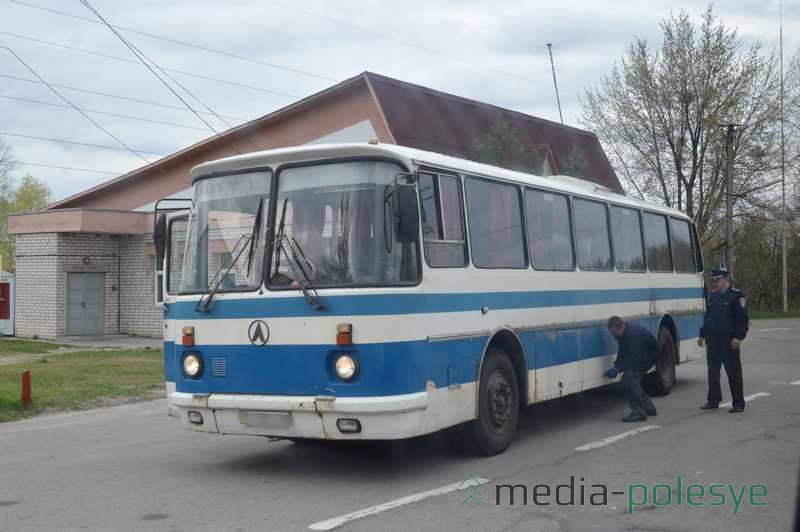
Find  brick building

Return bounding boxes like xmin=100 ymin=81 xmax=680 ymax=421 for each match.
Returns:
xmin=8 ymin=72 xmax=621 ymax=339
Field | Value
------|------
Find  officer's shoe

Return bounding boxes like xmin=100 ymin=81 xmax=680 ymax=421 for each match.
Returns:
xmin=622 ymin=412 xmax=647 ymax=422
xmin=646 ymin=408 xmax=657 ymax=416
xmin=728 ymin=405 xmax=745 ymax=414
xmin=700 ymin=402 xmax=719 ymax=410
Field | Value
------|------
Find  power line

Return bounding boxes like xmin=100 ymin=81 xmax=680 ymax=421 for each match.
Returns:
xmin=12 ymin=160 xmax=122 ymax=175
xmin=77 ymin=0 xmax=265 ymax=153
xmin=8 ymin=0 xmax=338 ymax=82
xmin=0 ymin=73 xmax=247 ymax=121
xmin=0 ymin=130 xmax=167 ymax=156
xmin=0 ymin=41 xmax=152 ymax=163
xmin=0 ymin=93 xmax=214 ymax=132
xmin=77 ymin=0 xmax=225 ymax=137
xmin=0 ymin=30 xmax=303 ymax=99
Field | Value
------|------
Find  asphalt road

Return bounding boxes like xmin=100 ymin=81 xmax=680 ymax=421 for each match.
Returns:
xmin=1 ymin=319 xmax=798 ymax=532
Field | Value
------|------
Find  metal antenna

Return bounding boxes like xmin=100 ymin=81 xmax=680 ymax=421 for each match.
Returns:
xmin=546 ymin=42 xmax=564 ymax=125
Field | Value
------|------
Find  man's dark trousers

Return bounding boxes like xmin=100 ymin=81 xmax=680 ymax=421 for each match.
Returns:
xmin=622 ymin=366 xmax=656 ymax=416
xmin=706 ymin=337 xmax=745 ymax=409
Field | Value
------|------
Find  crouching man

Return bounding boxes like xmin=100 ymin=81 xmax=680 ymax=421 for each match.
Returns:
xmin=605 ymin=316 xmax=659 ymax=422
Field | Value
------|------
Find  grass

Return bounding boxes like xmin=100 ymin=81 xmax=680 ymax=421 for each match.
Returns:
xmin=0 ymin=338 xmax=64 ymax=357
xmin=0 ymin=349 xmax=163 ymax=422
xmin=750 ymin=309 xmax=800 ymax=320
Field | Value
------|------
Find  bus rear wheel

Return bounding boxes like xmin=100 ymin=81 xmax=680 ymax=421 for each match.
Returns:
xmin=459 ymin=347 xmax=520 ymax=456
xmin=646 ymin=327 xmax=677 ymax=396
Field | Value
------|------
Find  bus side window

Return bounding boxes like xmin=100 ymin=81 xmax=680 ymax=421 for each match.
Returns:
xmin=690 ymin=221 xmax=704 ymax=272
xmin=642 ymin=212 xmax=673 ymax=272
xmin=525 ymin=189 xmax=575 ymax=270
xmin=669 ymin=217 xmax=695 ymax=273
xmin=573 ymin=199 xmax=613 ymax=271
xmin=166 ymin=217 xmax=188 ymax=295
xmin=610 ymin=206 xmax=646 ymax=272
xmin=465 ymin=177 xmax=527 ymax=269
xmin=419 ymin=172 xmax=467 ymax=267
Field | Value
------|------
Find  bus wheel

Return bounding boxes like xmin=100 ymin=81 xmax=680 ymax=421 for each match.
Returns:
xmin=647 ymin=327 xmax=677 ymax=396
xmin=462 ymin=347 xmax=520 ymax=456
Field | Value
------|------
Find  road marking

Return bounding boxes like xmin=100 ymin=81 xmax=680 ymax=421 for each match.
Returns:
xmin=721 ymin=392 xmax=771 ymax=408
xmin=574 ymin=425 xmax=661 ymax=452
xmin=790 ymin=380 xmax=800 ymax=386
xmin=756 ymin=327 xmax=792 ymax=332
xmin=308 ymin=477 xmax=490 ymax=531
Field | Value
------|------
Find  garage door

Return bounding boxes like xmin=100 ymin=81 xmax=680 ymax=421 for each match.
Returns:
xmin=67 ymin=273 xmax=105 ymax=335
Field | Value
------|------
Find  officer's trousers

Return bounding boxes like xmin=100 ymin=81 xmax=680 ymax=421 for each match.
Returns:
xmin=622 ymin=367 xmax=655 ymax=416
xmin=706 ymin=339 xmax=745 ymax=409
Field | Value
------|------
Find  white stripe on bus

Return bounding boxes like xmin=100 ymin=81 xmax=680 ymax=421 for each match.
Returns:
xmin=167 ymin=298 xmax=703 ymax=346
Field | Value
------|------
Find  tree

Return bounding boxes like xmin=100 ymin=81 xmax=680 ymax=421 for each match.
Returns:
xmin=471 ymin=116 xmax=537 ymax=173
xmin=13 ymin=174 xmax=51 ymax=213
xmin=0 ymin=140 xmax=52 ymax=271
xmin=581 ymin=6 xmax=782 ymax=242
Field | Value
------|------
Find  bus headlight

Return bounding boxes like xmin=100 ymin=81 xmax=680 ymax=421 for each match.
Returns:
xmin=183 ymin=353 xmax=203 ymax=378
xmin=334 ymin=354 xmax=358 ymax=381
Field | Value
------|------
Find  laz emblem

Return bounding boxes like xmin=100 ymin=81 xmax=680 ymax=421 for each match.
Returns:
xmin=248 ymin=320 xmax=269 ymax=347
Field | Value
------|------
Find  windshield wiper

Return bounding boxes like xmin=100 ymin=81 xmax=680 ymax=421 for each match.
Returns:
xmin=196 ymin=199 xmax=264 ymax=313
xmin=283 ymin=234 xmax=326 ymax=311
xmin=246 ymin=198 xmax=264 ymax=277
xmin=271 ymin=198 xmax=326 ymax=311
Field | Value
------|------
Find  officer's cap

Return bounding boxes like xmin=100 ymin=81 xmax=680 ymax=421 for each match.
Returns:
xmin=708 ymin=268 xmax=730 ymax=280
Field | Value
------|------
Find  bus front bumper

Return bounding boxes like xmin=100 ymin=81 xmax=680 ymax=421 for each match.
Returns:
xmin=168 ymin=386 xmax=465 ymax=440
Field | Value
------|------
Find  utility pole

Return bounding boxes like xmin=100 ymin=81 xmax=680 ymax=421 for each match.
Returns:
xmin=780 ymin=0 xmax=788 ymax=312
xmin=546 ymin=43 xmax=564 ymax=125
xmin=722 ymin=124 xmax=739 ymax=275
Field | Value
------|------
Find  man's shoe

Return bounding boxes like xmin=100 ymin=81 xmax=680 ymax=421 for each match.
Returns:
xmin=646 ymin=408 xmax=657 ymax=416
xmin=700 ymin=402 xmax=719 ymax=410
xmin=729 ymin=405 xmax=745 ymax=413
xmin=622 ymin=413 xmax=647 ymax=422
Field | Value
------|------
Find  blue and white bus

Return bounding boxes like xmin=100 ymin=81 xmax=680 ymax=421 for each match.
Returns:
xmin=154 ymin=142 xmax=705 ymax=455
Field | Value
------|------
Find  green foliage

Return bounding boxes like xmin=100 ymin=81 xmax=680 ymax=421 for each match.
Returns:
xmin=13 ymin=174 xmax=50 ymax=213
xmin=0 ymin=338 xmax=63 ymax=357
xmin=0 ymin=138 xmax=52 ymax=271
xmin=0 ymin=349 xmax=163 ymax=422
xmin=471 ymin=117 xmax=537 ymax=173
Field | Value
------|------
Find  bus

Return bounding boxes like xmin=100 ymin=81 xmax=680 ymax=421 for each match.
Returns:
xmin=154 ymin=142 xmax=705 ymax=456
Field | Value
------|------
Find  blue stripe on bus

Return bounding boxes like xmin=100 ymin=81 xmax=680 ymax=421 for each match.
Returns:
xmin=165 ymin=312 xmax=704 ymax=397
xmin=164 ymin=286 xmax=703 ymax=320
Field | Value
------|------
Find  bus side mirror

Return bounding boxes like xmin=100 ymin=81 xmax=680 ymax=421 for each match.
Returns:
xmin=154 ymin=214 xmax=167 ymax=265
xmin=392 ymin=185 xmax=419 ymax=243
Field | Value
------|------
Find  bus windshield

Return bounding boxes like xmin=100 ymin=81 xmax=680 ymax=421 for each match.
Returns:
xmin=179 ymin=170 xmax=271 ymax=294
xmin=269 ymin=160 xmax=419 ymax=289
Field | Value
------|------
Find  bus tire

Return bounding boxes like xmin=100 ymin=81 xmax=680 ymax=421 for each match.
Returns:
xmin=646 ymin=327 xmax=677 ymax=396
xmin=461 ymin=347 xmax=520 ymax=456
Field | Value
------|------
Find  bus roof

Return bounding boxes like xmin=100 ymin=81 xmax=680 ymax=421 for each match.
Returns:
xmin=191 ymin=142 xmax=690 ymax=220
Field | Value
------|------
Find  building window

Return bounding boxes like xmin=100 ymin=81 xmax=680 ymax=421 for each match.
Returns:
xmin=573 ymin=198 xmax=612 ymax=271
xmin=465 ymin=177 xmax=526 ymax=268
xmin=642 ymin=212 xmax=673 ymax=272
xmin=669 ymin=218 xmax=695 ymax=273
xmin=419 ymin=172 xmax=467 ymax=267
xmin=525 ymin=189 xmax=574 ymax=270
xmin=610 ymin=206 xmax=646 ymax=272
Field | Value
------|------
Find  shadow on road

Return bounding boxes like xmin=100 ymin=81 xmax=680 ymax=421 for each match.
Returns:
xmin=198 ymin=376 xmax=702 ymax=483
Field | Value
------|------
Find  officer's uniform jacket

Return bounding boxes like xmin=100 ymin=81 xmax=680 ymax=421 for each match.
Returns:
xmin=699 ymin=287 xmax=749 ymax=343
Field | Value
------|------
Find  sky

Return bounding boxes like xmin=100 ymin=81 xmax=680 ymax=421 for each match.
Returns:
xmin=1 ymin=0 xmax=798 ymax=202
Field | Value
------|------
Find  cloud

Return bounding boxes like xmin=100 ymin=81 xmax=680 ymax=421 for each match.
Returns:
xmin=1 ymin=0 xmax=798 ymax=200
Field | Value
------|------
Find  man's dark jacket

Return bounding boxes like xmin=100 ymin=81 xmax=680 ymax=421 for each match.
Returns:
xmin=613 ymin=322 xmax=659 ymax=372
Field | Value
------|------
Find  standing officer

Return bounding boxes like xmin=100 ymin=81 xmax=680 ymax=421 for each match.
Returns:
xmin=698 ymin=268 xmax=749 ymax=413
xmin=605 ymin=316 xmax=659 ymax=422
